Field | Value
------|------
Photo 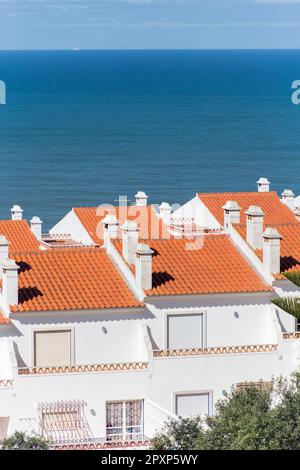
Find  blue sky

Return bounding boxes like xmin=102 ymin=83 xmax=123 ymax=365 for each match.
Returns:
xmin=1 ymin=0 xmax=300 ymax=49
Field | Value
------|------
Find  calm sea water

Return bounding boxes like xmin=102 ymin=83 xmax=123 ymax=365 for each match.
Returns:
xmin=0 ymin=50 xmax=300 ymax=229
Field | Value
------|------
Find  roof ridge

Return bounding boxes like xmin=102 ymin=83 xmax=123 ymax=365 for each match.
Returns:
xmin=198 ymin=191 xmax=278 ymax=197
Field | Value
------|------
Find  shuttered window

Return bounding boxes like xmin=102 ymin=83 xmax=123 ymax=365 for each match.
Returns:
xmin=176 ymin=393 xmax=211 ymax=418
xmin=167 ymin=314 xmax=203 ymax=349
xmin=34 ymin=330 xmax=72 ymax=367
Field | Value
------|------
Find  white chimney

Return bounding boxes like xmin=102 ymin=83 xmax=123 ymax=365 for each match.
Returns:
xmin=0 ymin=236 xmax=9 ymax=280
xmin=11 ymin=205 xmax=23 ymax=221
xmin=159 ymin=202 xmax=172 ymax=225
xmin=102 ymin=214 xmax=119 ymax=245
xmin=135 ymin=243 xmax=154 ymax=291
xmin=245 ymin=205 xmax=264 ymax=249
xmin=121 ymin=220 xmax=139 ymax=264
xmin=281 ymin=189 xmax=295 ymax=209
xmin=30 ymin=216 xmax=43 ymax=240
xmin=257 ymin=177 xmax=270 ymax=193
xmin=2 ymin=259 xmax=19 ymax=307
xmin=0 ymin=236 xmax=9 ymax=262
xmin=222 ymin=200 xmax=241 ymax=230
xmin=135 ymin=191 xmax=148 ymax=207
xmin=262 ymin=227 xmax=282 ymax=275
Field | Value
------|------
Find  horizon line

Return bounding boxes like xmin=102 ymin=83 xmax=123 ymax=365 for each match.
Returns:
xmin=1 ymin=47 xmax=300 ymax=52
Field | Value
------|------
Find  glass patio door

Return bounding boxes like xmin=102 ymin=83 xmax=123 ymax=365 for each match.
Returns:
xmin=106 ymin=400 xmax=144 ymax=442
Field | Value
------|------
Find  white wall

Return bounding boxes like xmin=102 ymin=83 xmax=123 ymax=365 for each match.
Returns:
xmin=145 ymin=292 xmax=277 ymax=350
xmin=5 ymin=309 xmax=151 ymax=368
xmin=50 ymin=210 xmax=94 ymax=245
xmin=171 ymin=196 xmax=221 ymax=229
xmin=1 ymin=289 xmax=300 ymax=442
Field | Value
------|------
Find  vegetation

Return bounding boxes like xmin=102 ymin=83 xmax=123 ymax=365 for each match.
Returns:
xmin=1 ymin=431 xmax=50 ymax=450
xmin=152 ymin=373 xmax=300 ymax=450
xmin=284 ymin=271 xmax=300 ymax=288
xmin=272 ymin=296 xmax=300 ymax=320
xmin=151 ymin=416 xmax=202 ymax=450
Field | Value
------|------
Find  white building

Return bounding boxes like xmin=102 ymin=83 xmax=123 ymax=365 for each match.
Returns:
xmin=1 ymin=191 xmax=300 ymax=449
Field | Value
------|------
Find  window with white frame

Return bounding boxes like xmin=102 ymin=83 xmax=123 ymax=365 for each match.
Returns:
xmin=296 ymin=318 xmax=300 ymax=332
xmin=167 ymin=314 xmax=203 ymax=349
xmin=34 ymin=330 xmax=72 ymax=367
xmin=106 ymin=400 xmax=144 ymax=442
xmin=175 ymin=392 xmax=211 ymax=418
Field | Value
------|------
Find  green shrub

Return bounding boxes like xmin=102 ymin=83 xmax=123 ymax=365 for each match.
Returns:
xmin=272 ymin=296 xmax=300 ymax=319
xmin=1 ymin=431 xmax=50 ymax=450
xmin=284 ymin=271 xmax=300 ymax=287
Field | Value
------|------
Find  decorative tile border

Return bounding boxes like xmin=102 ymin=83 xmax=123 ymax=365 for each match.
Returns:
xmin=283 ymin=332 xmax=300 ymax=340
xmin=0 ymin=379 xmax=13 ymax=389
xmin=52 ymin=440 xmax=150 ymax=450
xmin=153 ymin=344 xmax=278 ymax=358
xmin=18 ymin=362 xmax=148 ymax=376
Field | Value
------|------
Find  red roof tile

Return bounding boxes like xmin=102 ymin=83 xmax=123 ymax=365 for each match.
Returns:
xmin=74 ymin=205 xmax=167 ymax=244
xmin=199 ymin=192 xmax=297 ymax=226
xmin=0 ymin=220 xmax=40 ymax=253
xmin=115 ymin=235 xmax=272 ymax=296
xmin=0 ymin=313 xmax=11 ymax=325
xmin=10 ymin=249 xmax=142 ymax=312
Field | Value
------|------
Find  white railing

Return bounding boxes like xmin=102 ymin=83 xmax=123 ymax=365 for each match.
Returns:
xmin=144 ymin=399 xmax=178 ymax=438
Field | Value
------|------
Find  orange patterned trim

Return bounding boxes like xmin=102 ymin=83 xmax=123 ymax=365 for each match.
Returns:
xmin=52 ymin=440 xmax=150 ymax=451
xmin=18 ymin=362 xmax=148 ymax=376
xmin=153 ymin=344 xmax=278 ymax=357
xmin=0 ymin=379 xmax=13 ymax=388
xmin=283 ymin=332 xmax=300 ymax=340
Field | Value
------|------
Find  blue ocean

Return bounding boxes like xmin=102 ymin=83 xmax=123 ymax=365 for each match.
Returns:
xmin=0 ymin=50 xmax=300 ymax=230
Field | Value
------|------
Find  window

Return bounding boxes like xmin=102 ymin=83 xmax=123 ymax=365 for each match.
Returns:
xmin=34 ymin=330 xmax=72 ymax=367
xmin=175 ymin=392 xmax=211 ymax=418
xmin=106 ymin=400 xmax=144 ymax=442
xmin=167 ymin=314 xmax=203 ymax=349
xmin=296 ymin=318 xmax=300 ymax=332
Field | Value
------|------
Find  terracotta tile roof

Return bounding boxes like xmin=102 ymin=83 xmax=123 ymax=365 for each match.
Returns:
xmin=198 ymin=192 xmax=297 ymax=226
xmin=114 ymin=235 xmax=272 ymax=296
xmin=0 ymin=313 xmax=10 ymax=325
xmin=9 ymin=248 xmax=142 ymax=312
xmin=0 ymin=220 xmax=40 ymax=253
xmin=74 ymin=205 xmax=167 ymax=244
xmin=235 ymin=223 xmax=300 ymax=276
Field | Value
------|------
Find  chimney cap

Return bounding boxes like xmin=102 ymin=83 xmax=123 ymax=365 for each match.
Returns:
xmin=282 ymin=189 xmax=295 ymax=197
xmin=1 ymin=258 xmax=19 ymax=270
xmin=0 ymin=235 xmax=9 ymax=246
xmin=245 ymin=205 xmax=265 ymax=217
xmin=11 ymin=205 xmax=23 ymax=213
xmin=102 ymin=213 xmax=119 ymax=225
xmin=257 ymin=177 xmax=270 ymax=185
xmin=262 ymin=227 xmax=282 ymax=240
xmin=222 ymin=200 xmax=241 ymax=211
xmin=121 ymin=220 xmax=139 ymax=232
xmin=135 ymin=243 xmax=154 ymax=256
xmin=159 ymin=202 xmax=171 ymax=210
xmin=30 ymin=216 xmax=43 ymax=224
xmin=135 ymin=191 xmax=148 ymax=199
